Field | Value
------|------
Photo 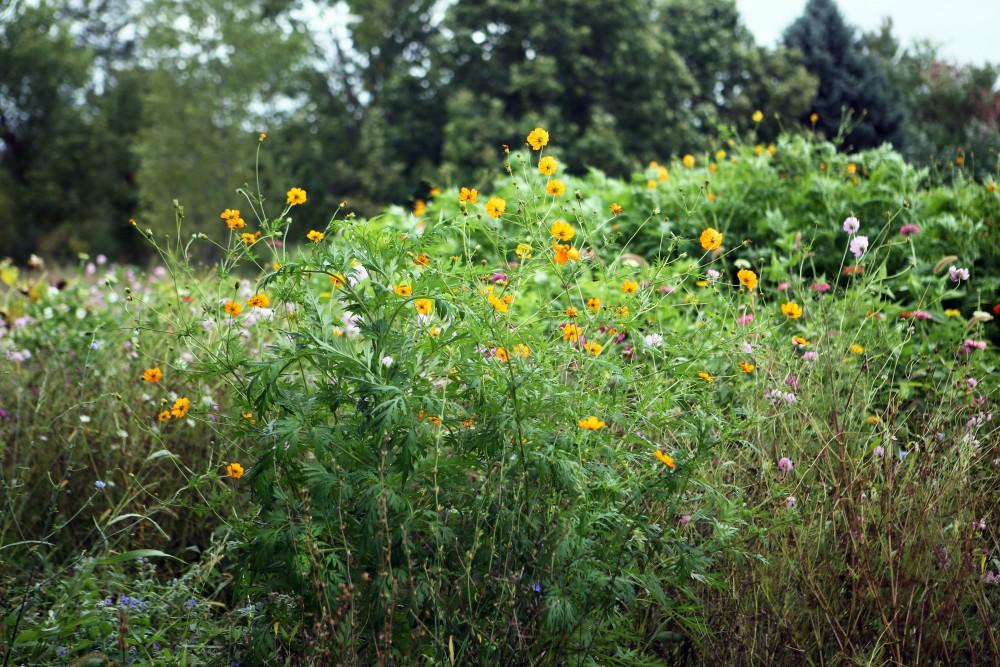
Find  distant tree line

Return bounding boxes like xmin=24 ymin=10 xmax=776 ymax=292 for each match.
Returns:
xmin=1 ymin=0 xmax=997 ymax=260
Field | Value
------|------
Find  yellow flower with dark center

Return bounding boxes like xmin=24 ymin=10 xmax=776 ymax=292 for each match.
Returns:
xmin=415 ymin=298 xmax=433 ymax=316
xmin=248 ymin=293 xmax=270 ymax=309
xmin=329 ymin=273 xmax=346 ymax=288
xmin=414 ymin=254 xmax=430 ymax=267
xmin=737 ymin=269 xmax=757 ymax=290
xmin=157 ymin=410 xmax=172 ymax=422
xmin=240 ymin=232 xmax=256 ymax=245
xmin=752 ymin=110 xmax=763 ymax=123
xmin=513 ymin=343 xmax=530 ymax=358
xmin=551 ymin=243 xmax=577 ymax=266
xmin=515 ymin=243 xmax=533 ymax=259
xmin=394 ymin=284 xmax=413 ymax=297
xmin=682 ymin=154 xmax=695 ymax=168
xmin=700 ymin=227 xmax=723 ymax=251
xmin=793 ymin=336 xmax=811 ymax=347
xmin=485 ymin=197 xmax=506 ymax=219
xmin=549 ymin=219 xmax=575 ymax=241
xmin=306 ymin=230 xmax=325 ymax=243
xmin=944 ymin=308 xmax=960 ymax=317
xmin=546 ymin=179 xmax=566 ymax=197
xmin=739 ymin=361 xmax=755 ymax=373
xmin=698 ymin=371 xmax=714 ymax=382
xmin=621 ymin=279 xmax=639 ymax=294
xmin=286 ymin=187 xmax=307 ymax=206
xmin=495 ymin=347 xmax=509 ymax=363
xmin=577 ymin=416 xmax=606 ymax=430
xmin=487 ymin=293 xmax=508 ymax=313
xmin=653 ymin=450 xmax=676 ymax=469
xmin=226 ymin=462 xmax=244 ymax=479
xmin=584 ymin=340 xmax=603 ymax=356
xmin=224 ymin=300 xmax=242 ymax=317
xmin=526 ymin=127 xmax=549 ymax=150
xmin=586 ymin=297 xmax=601 ymax=312
xmin=143 ymin=367 xmax=163 ymax=383
xmin=538 ymin=156 xmax=558 ymax=175
xmin=562 ymin=323 xmax=583 ymax=341
xmin=221 ymin=209 xmax=245 ymax=229
xmin=170 ymin=396 xmax=191 ymax=419
xmin=458 ymin=187 xmax=479 ymax=203
xmin=610 ymin=203 xmax=623 ymax=215
xmin=428 ymin=326 xmax=442 ymax=337
xmin=781 ymin=302 xmax=803 ymax=319
xmin=850 ymin=343 xmax=865 ymax=355
xmin=565 ymin=306 xmax=578 ymax=318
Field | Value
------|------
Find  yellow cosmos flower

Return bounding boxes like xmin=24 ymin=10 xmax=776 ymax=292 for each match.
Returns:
xmin=247 ymin=293 xmax=269 ymax=309
xmin=458 ymin=187 xmax=479 ymax=203
xmin=752 ymin=110 xmax=763 ymax=123
xmin=414 ymin=298 xmax=433 ymax=316
xmin=143 ymin=367 xmax=163 ymax=383
xmin=577 ymin=416 xmax=606 ymax=430
xmin=546 ymin=179 xmax=566 ymax=197
xmin=586 ymin=297 xmax=601 ymax=312
xmin=621 ymin=279 xmax=639 ymax=294
xmin=754 ymin=144 xmax=764 ymax=155
xmin=224 ymin=300 xmax=242 ymax=317
xmin=226 ymin=462 xmax=244 ymax=479
xmin=485 ymin=197 xmax=506 ymax=219
xmin=526 ymin=127 xmax=549 ymax=150
xmin=653 ymin=450 xmax=676 ymax=469
xmin=306 ymin=230 xmax=325 ymax=243
xmin=657 ymin=166 xmax=669 ymax=181
xmin=538 ymin=155 xmax=558 ymax=175
xmin=513 ymin=343 xmax=530 ymax=358
xmin=610 ymin=202 xmax=623 ymax=215
xmin=781 ymin=302 xmax=803 ymax=319
xmin=286 ymin=187 xmax=307 ymax=206
xmin=551 ymin=242 xmax=579 ymax=266
xmin=170 ymin=396 xmax=191 ymax=419
xmin=394 ymin=284 xmax=413 ymax=297
xmin=715 ymin=149 xmax=727 ymax=160
xmin=682 ymin=154 xmax=695 ymax=168
xmin=562 ymin=323 xmax=583 ymax=341
xmin=866 ymin=415 xmax=881 ymax=425
xmin=240 ymin=232 xmax=256 ymax=245
xmin=565 ymin=306 xmax=578 ymax=318
xmin=495 ymin=347 xmax=509 ymax=363
xmin=515 ymin=243 xmax=533 ymax=259
xmin=699 ymin=227 xmax=723 ymax=251
xmin=944 ymin=308 xmax=961 ymax=317
xmin=809 ymin=112 xmax=819 ymax=123
xmin=157 ymin=410 xmax=172 ymax=423
xmin=584 ymin=340 xmax=603 ymax=356
xmin=739 ymin=361 xmax=755 ymax=373
xmin=412 ymin=199 xmax=426 ymax=217
xmin=698 ymin=371 xmax=714 ymax=382
xmin=487 ymin=293 xmax=509 ymax=313
xmin=737 ymin=269 xmax=757 ymax=290
xmin=850 ymin=343 xmax=865 ymax=355
xmin=549 ymin=219 xmax=575 ymax=241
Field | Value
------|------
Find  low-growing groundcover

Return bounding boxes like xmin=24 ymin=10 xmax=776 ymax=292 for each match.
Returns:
xmin=1 ymin=126 xmax=998 ymax=665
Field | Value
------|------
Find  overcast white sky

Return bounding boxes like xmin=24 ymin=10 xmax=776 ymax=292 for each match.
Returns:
xmin=736 ymin=0 xmax=1000 ymax=64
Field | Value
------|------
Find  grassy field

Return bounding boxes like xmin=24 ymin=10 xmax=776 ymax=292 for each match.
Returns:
xmin=2 ymin=130 xmax=998 ymax=665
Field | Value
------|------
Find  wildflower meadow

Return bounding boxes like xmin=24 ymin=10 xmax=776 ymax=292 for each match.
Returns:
xmin=0 ymin=120 xmax=997 ymax=665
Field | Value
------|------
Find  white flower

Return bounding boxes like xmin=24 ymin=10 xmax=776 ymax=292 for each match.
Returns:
xmin=381 ymin=356 xmax=394 ymax=367
xmin=643 ymin=333 xmax=663 ymax=348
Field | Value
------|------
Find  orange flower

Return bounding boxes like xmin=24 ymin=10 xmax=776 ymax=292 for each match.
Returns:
xmin=226 ymin=462 xmax=244 ymax=479
xmin=586 ymin=297 xmax=601 ymax=312
xmin=584 ymin=340 xmax=603 ymax=356
xmin=414 ymin=254 xmax=430 ymax=267
xmin=699 ymin=227 xmax=723 ymax=251
xmin=414 ymin=298 xmax=433 ymax=316
xmin=653 ymin=450 xmax=676 ymax=469
xmin=739 ymin=361 xmax=755 ymax=373
xmin=495 ymin=347 xmax=509 ymax=363
xmin=458 ymin=187 xmax=479 ymax=203
xmin=562 ymin=323 xmax=583 ymax=342
xmin=698 ymin=371 xmax=714 ymax=382
xmin=143 ymin=367 xmax=163 ymax=383
xmin=224 ymin=300 xmax=243 ymax=317
xmin=394 ymin=284 xmax=413 ymax=297
xmin=565 ymin=306 xmax=578 ymax=318
xmin=170 ymin=396 xmax=191 ymax=419
xmin=610 ymin=203 xmax=623 ymax=215
xmin=248 ymin=293 xmax=270 ymax=309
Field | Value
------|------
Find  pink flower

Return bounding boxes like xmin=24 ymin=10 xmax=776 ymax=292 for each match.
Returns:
xmin=785 ymin=374 xmax=800 ymax=391
xmin=777 ymin=457 xmax=794 ymax=473
xmin=803 ymin=350 xmax=818 ymax=362
xmin=948 ymin=266 xmax=969 ymax=284
xmin=899 ymin=224 xmax=920 ymax=237
xmin=659 ymin=285 xmax=675 ymax=295
xmin=873 ymin=445 xmax=885 ymax=458
xmin=842 ymin=216 xmax=860 ymax=234
xmin=679 ymin=514 xmax=691 ymax=525
xmin=777 ymin=282 xmax=791 ymax=291
xmin=811 ymin=282 xmax=831 ymax=292
xmin=785 ymin=495 xmax=797 ymax=509
xmin=736 ymin=313 xmax=754 ymax=326
xmin=967 ymin=377 xmax=978 ymax=389
xmin=963 ymin=339 xmax=987 ymax=354
xmin=849 ymin=235 xmax=868 ymax=258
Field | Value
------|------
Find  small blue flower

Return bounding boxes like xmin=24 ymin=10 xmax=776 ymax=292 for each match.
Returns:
xmin=531 ymin=581 xmax=542 ymax=593
xmin=56 ymin=647 xmax=68 ymax=658
xmin=185 ymin=598 xmax=198 ymax=609
xmin=95 ymin=480 xmax=106 ymax=489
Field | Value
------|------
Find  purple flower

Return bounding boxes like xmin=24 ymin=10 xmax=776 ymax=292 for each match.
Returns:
xmin=967 ymin=377 xmax=978 ymax=389
xmin=784 ymin=374 xmax=800 ymax=391
xmin=490 ymin=272 xmax=508 ymax=285
xmin=785 ymin=495 xmax=797 ymax=509
xmin=531 ymin=581 xmax=542 ymax=593
xmin=679 ymin=514 xmax=691 ymax=525
xmin=56 ymin=647 xmax=68 ymax=658
xmin=802 ymin=350 xmax=818 ymax=362
xmin=899 ymin=224 xmax=920 ymax=237
xmin=948 ymin=266 xmax=969 ymax=284
xmin=95 ymin=480 xmax=106 ymax=489
xmin=873 ymin=446 xmax=885 ymax=458
xmin=777 ymin=457 xmax=794 ymax=473
xmin=842 ymin=216 xmax=860 ymax=234
xmin=849 ymin=235 xmax=868 ymax=258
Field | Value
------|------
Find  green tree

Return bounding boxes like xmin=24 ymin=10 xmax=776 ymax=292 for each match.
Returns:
xmin=784 ymin=0 xmax=905 ymax=150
